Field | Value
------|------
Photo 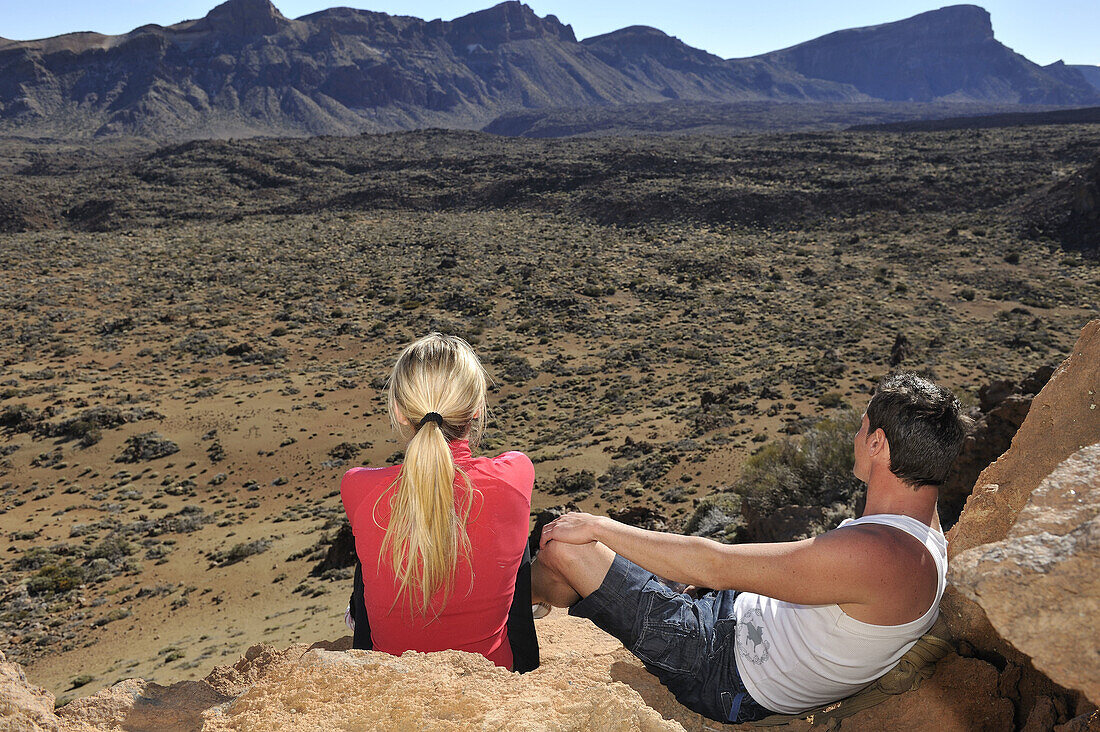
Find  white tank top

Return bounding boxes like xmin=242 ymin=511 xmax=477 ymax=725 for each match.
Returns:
xmin=732 ymin=514 xmax=947 ymax=714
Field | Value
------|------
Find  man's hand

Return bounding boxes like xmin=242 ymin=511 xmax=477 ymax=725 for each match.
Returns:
xmin=539 ymin=512 xmax=608 ymax=549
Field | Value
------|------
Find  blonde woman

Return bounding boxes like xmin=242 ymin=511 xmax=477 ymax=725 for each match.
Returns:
xmin=340 ymin=333 xmax=536 ymax=670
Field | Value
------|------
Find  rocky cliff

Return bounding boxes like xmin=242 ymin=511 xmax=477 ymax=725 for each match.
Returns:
xmin=2 ymin=321 xmax=1098 ymax=730
xmin=754 ymin=5 xmax=1100 ymax=105
xmin=0 ymin=1 xmax=1096 ymax=141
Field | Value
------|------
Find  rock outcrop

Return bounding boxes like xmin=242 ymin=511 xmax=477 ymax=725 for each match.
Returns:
xmin=952 ymin=443 xmax=1100 ymax=705
xmin=0 ymin=615 xmax=1044 ymax=732
xmin=940 ymin=364 xmax=1054 ymax=529
xmin=947 ymin=320 xmax=1099 ymax=557
xmin=942 ymin=319 xmax=1100 ymax=722
xmin=0 ymin=650 xmax=58 ymax=732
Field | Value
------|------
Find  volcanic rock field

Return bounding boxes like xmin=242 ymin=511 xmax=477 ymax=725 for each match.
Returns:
xmin=0 ymin=121 xmax=1098 ymax=702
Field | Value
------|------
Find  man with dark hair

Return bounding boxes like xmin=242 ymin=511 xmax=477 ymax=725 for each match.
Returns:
xmin=532 ymin=371 xmax=970 ymax=724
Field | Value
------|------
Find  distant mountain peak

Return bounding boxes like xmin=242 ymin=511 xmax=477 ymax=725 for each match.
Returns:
xmin=582 ymin=24 xmax=723 ymax=67
xmin=0 ymin=0 xmax=1096 ymax=140
xmin=447 ymin=2 xmax=576 ymax=46
xmin=194 ymin=0 xmax=289 ymax=36
xmin=899 ymin=4 xmax=993 ymax=40
xmin=588 ymin=25 xmax=671 ymax=41
xmin=752 ymin=3 xmax=1100 ymax=104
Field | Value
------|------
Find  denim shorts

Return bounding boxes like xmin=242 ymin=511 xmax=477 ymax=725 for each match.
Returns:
xmin=569 ymin=554 xmax=770 ymax=724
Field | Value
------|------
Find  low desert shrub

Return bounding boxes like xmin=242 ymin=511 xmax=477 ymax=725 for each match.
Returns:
xmin=738 ymin=410 xmax=861 ymax=506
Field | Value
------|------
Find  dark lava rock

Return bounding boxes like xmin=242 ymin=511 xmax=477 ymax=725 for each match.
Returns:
xmin=607 ymin=505 xmax=668 ymax=532
xmin=311 ymin=522 xmax=357 ymax=576
xmin=739 ymin=502 xmax=831 ymax=543
xmin=889 ymin=333 xmax=913 ymax=366
xmin=979 ymin=379 xmax=1018 ymax=412
xmin=328 ymin=442 xmax=366 ymax=461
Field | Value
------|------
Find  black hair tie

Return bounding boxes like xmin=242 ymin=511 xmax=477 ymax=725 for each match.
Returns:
xmin=418 ymin=412 xmax=444 ymax=428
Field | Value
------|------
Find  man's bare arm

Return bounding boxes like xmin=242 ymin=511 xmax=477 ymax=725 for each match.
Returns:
xmin=540 ymin=512 xmax=890 ymax=608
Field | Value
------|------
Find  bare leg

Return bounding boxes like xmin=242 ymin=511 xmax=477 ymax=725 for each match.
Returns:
xmin=531 ymin=540 xmax=617 ymax=608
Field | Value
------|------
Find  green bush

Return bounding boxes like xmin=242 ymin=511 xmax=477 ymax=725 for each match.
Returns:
xmin=27 ymin=561 xmax=86 ymax=596
xmin=209 ymin=539 xmax=271 ymax=567
xmin=548 ymin=470 xmax=596 ymax=496
xmin=70 ymin=675 xmax=94 ymax=689
xmin=684 ymin=491 xmax=744 ymax=540
xmin=740 ymin=411 xmax=860 ymax=500
xmin=15 ymin=547 xmax=65 ymax=572
xmin=737 ymin=410 xmax=863 ymax=517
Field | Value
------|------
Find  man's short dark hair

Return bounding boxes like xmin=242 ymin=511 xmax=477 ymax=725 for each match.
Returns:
xmin=866 ymin=372 xmax=970 ymax=487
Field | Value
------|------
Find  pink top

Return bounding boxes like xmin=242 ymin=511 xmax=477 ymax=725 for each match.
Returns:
xmin=340 ymin=440 xmax=533 ymax=669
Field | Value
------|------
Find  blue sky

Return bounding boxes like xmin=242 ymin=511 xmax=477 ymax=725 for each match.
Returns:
xmin=2 ymin=0 xmax=1097 ymax=65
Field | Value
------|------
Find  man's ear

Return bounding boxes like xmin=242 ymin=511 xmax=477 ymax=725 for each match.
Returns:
xmin=868 ymin=427 xmax=888 ymax=458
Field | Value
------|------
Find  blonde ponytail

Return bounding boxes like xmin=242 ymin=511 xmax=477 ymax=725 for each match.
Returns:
xmin=379 ymin=333 xmax=489 ymax=617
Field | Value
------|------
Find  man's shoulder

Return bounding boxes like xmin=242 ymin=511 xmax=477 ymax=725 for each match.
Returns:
xmin=829 ymin=522 xmax=927 ymax=565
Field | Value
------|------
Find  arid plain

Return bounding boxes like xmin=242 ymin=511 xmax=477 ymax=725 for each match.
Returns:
xmin=1 ymin=122 xmax=1098 ymax=703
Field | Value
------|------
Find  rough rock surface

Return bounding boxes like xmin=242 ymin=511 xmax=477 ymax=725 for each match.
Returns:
xmin=2 ymin=614 xmax=1036 ymax=732
xmin=0 ymin=650 xmax=58 ymax=732
xmin=47 ymin=615 xmax=693 ymax=732
xmin=952 ymin=444 xmax=1100 ymax=705
xmin=941 ymin=318 xmax=1100 ymax=723
xmin=947 ymin=319 xmax=1100 ymax=557
xmin=940 ymin=363 xmax=1055 ymax=529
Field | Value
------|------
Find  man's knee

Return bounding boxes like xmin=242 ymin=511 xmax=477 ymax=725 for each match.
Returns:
xmin=537 ymin=539 xmax=588 ymax=575
xmin=537 ymin=540 xmax=615 ymax=598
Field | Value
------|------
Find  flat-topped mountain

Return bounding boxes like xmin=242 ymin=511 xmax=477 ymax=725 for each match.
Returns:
xmin=753 ymin=5 xmax=1099 ymax=105
xmin=0 ymin=0 xmax=1096 ymax=140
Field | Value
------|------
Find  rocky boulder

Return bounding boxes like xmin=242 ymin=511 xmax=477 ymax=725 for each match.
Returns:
xmin=941 ymin=319 xmax=1100 ymax=722
xmin=947 ymin=320 xmax=1099 ymax=557
xmin=0 ymin=650 xmax=58 ymax=732
xmin=952 ymin=443 xmax=1100 ymax=705
xmin=940 ymin=363 xmax=1055 ymax=529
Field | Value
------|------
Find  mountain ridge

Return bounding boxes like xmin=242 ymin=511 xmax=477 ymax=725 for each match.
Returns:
xmin=753 ymin=4 xmax=1099 ymax=104
xmin=0 ymin=0 xmax=1096 ymax=141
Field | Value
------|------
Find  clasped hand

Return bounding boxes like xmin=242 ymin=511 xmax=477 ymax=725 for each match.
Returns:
xmin=538 ymin=511 xmax=605 ymax=550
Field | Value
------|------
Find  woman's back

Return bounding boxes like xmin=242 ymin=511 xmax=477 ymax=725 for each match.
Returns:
xmin=341 ymin=440 xmax=533 ymax=668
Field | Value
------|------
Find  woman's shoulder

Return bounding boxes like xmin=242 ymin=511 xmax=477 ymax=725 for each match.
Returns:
xmin=483 ymin=450 xmax=533 ymax=475
xmin=472 ymin=450 xmax=534 ymax=493
xmin=490 ymin=450 xmax=533 ymax=466
xmin=341 ymin=464 xmax=400 ymax=492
